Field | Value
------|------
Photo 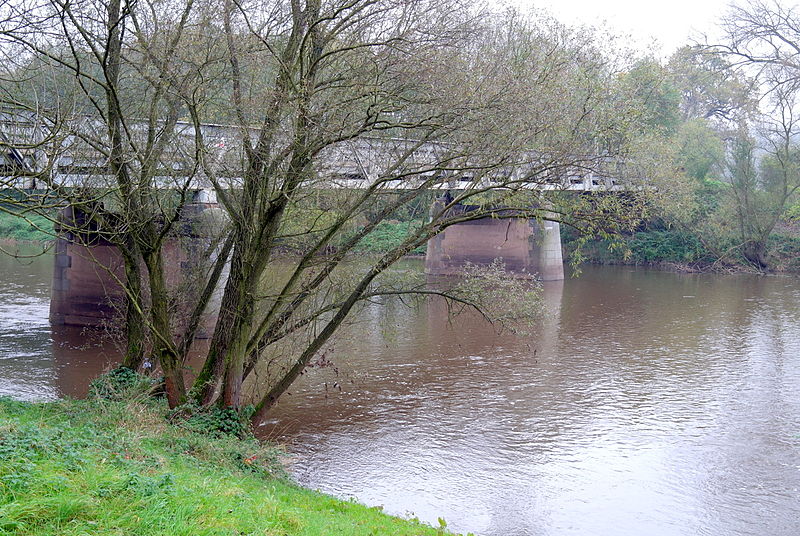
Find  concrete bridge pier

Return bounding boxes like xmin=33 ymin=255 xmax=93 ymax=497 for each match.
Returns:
xmin=50 ymin=206 xmax=126 ymax=327
xmin=50 ymin=194 xmax=226 ymax=335
xmin=424 ymin=209 xmax=564 ymax=281
xmin=535 ymin=216 xmax=564 ymax=281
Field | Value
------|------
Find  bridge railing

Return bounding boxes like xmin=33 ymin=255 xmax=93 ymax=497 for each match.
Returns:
xmin=2 ymin=111 xmax=637 ymax=194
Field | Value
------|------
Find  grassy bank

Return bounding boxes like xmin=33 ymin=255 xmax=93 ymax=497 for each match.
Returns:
xmin=0 ymin=209 xmax=53 ymax=242
xmin=353 ymin=221 xmax=427 ymax=255
xmin=0 ymin=396 xmax=452 ymax=536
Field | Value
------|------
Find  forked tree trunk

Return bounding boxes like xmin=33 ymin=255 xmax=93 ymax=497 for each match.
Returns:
xmin=192 ymin=240 xmax=258 ymax=408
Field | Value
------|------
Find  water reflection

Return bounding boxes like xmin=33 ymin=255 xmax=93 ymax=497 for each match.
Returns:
xmin=261 ymin=266 xmax=800 ymax=536
xmin=0 ymin=249 xmax=120 ymax=400
xmin=50 ymin=326 xmax=122 ymax=398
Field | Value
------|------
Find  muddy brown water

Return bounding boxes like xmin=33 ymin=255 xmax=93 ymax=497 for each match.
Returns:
xmin=1 ymin=249 xmax=799 ymax=535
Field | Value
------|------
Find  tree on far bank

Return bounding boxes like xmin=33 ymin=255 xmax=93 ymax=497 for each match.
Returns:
xmin=706 ymin=0 xmax=800 ymax=269
xmin=623 ymin=36 xmax=800 ymax=271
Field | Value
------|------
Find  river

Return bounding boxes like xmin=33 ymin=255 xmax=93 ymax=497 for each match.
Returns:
xmin=1 ymin=250 xmax=799 ymax=535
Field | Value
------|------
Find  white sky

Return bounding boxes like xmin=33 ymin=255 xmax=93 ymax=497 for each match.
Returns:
xmin=515 ymin=0 xmax=734 ymax=56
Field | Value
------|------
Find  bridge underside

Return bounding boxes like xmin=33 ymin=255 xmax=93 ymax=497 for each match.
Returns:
xmin=425 ymin=217 xmax=564 ymax=281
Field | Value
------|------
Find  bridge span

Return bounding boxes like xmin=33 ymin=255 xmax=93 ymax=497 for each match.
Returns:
xmin=2 ymin=114 xmax=634 ymax=327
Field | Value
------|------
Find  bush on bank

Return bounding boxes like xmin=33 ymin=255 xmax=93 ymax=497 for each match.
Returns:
xmin=564 ymin=229 xmax=711 ymax=265
xmin=766 ymin=234 xmax=800 ymax=272
xmin=0 ymin=391 xmax=453 ymax=536
xmin=564 ymin=227 xmax=800 ymax=272
xmin=353 ymin=221 xmax=427 ymax=255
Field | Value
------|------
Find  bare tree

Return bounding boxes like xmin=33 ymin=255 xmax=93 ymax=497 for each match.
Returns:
xmin=1 ymin=0 xmax=653 ymax=422
xmin=701 ymin=0 xmax=800 ymax=269
xmin=1 ymin=0 xmax=233 ymax=405
xmin=718 ymin=0 xmax=800 ymax=92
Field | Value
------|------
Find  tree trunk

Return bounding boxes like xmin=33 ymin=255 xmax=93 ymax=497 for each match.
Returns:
xmin=192 ymin=240 xmax=257 ymax=408
xmin=143 ymin=247 xmax=185 ymax=407
xmin=742 ymin=239 xmax=769 ymax=270
xmin=120 ymin=246 xmax=146 ymax=370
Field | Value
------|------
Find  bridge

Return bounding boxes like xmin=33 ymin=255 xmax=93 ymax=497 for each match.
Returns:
xmin=2 ymin=113 xmax=626 ymax=192
xmin=2 ymin=112 xmax=632 ymax=327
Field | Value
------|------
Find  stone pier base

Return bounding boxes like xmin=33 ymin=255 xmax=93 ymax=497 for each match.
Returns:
xmin=50 ymin=202 xmax=226 ymax=336
xmin=424 ymin=216 xmax=564 ymax=281
xmin=50 ymin=208 xmax=126 ymax=327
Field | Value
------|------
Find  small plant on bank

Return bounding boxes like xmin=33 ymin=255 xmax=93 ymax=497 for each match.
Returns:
xmin=169 ymin=402 xmax=255 ymax=439
xmin=87 ymin=366 xmax=158 ymax=401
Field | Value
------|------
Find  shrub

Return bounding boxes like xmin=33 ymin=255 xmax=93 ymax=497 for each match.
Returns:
xmin=767 ymin=234 xmax=800 ymax=271
xmin=88 ymin=367 xmax=157 ymax=401
xmin=627 ymin=230 xmax=709 ymax=263
xmin=169 ymin=402 xmax=255 ymax=439
xmin=0 ymin=209 xmax=53 ymax=241
xmin=563 ymin=229 xmax=711 ymax=265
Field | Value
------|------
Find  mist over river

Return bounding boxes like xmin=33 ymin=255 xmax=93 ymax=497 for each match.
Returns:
xmin=2 ymin=251 xmax=799 ymax=536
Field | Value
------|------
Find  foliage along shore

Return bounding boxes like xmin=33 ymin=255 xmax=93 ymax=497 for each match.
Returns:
xmin=563 ymin=226 xmax=800 ymax=275
xmin=0 ymin=389 xmax=455 ymax=536
xmin=0 ymin=208 xmax=426 ymax=255
xmin=4 ymin=205 xmax=799 ymax=274
xmin=0 ymin=209 xmax=53 ymax=243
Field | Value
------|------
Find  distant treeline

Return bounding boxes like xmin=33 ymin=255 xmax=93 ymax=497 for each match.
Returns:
xmin=563 ymin=225 xmax=800 ymax=273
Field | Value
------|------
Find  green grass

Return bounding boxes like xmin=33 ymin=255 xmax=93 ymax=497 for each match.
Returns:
xmin=0 ymin=396 xmax=453 ymax=536
xmin=0 ymin=210 xmax=53 ymax=242
xmin=354 ymin=221 xmax=427 ymax=255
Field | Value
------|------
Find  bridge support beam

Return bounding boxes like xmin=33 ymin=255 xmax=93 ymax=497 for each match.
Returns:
xmin=425 ymin=216 xmax=564 ymax=281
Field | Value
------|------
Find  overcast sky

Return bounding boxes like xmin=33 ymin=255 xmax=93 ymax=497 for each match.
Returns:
xmin=515 ymin=0 xmax=734 ymax=56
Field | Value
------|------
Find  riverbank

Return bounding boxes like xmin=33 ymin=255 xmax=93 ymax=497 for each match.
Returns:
xmin=564 ymin=228 xmax=800 ymax=274
xmin=0 ymin=210 xmax=53 ymax=243
xmin=0 ymin=211 xmax=425 ymax=255
xmin=0 ymin=396 xmax=453 ymax=536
